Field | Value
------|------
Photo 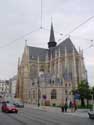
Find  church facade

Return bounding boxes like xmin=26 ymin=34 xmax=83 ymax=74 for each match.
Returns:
xmin=16 ymin=23 xmax=87 ymax=106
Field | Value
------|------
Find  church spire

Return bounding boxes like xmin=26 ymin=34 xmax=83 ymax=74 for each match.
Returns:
xmin=48 ymin=22 xmax=57 ymax=48
xmin=49 ymin=22 xmax=55 ymax=43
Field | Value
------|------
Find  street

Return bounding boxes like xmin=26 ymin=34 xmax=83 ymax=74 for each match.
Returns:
xmin=0 ymin=105 xmax=94 ymax=125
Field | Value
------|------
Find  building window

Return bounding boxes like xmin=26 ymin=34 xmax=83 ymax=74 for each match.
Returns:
xmin=52 ymin=80 xmax=54 ymax=84
xmin=51 ymin=89 xmax=57 ymax=99
xmin=65 ymin=83 xmax=67 ymax=87
xmin=65 ymin=90 xmax=68 ymax=95
xmin=69 ymin=83 xmax=71 ymax=87
xmin=49 ymin=79 xmax=51 ymax=84
xmin=32 ymin=82 xmax=35 ymax=86
xmin=40 ymin=65 xmax=44 ymax=72
xmin=33 ymin=90 xmax=35 ymax=99
xmin=69 ymin=91 xmax=71 ymax=95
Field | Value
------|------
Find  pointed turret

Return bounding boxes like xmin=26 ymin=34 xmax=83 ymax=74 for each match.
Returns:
xmin=48 ymin=22 xmax=57 ymax=48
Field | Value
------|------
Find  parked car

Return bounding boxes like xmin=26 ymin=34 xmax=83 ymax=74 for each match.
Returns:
xmin=88 ymin=110 xmax=94 ymax=119
xmin=1 ymin=102 xmax=18 ymax=113
xmin=88 ymin=104 xmax=94 ymax=119
xmin=13 ymin=100 xmax=24 ymax=108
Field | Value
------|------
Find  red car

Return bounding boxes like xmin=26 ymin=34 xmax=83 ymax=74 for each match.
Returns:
xmin=1 ymin=102 xmax=18 ymax=113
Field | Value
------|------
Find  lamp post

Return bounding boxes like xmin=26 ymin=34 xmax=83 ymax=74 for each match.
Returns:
xmin=37 ymin=78 xmax=40 ymax=107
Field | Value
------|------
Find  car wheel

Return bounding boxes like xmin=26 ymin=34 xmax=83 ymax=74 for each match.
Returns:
xmin=15 ymin=111 xmax=18 ymax=113
xmin=5 ymin=110 xmax=9 ymax=113
xmin=89 ymin=115 xmax=91 ymax=119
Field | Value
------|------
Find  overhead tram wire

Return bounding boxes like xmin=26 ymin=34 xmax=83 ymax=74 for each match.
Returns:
xmin=69 ymin=35 xmax=94 ymax=42
xmin=42 ymin=27 xmax=63 ymax=36
xmin=0 ymin=28 xmax=40 ymax=49
xmin=83 ymin=40 xmax=94 ymax=51
xmin=63 ymin=16 xmax=94 ymax=38
xmin=0 ymin=0 xmax=44 ymax=49
xmin=42 ymin=16 xmax=94 ymax=42
xmin=69 ymin=35 xmax=94 ymax=46
xmin=1 ymin=15 xmax=94 ymax=49
xmin=40 ymin=0 xmax=43 ymax=29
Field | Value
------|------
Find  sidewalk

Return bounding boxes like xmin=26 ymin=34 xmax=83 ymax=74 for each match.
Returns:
xmin=25 ymin=104 xmax=89 ymax=118
xmin=25 ymin=104 xmax=61 ymax=112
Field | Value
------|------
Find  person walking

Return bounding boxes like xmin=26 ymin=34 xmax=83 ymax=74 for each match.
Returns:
xmin=69 ymin=101 xmax=72 ymax=112
xmin=73 ymin=100 xmax=77 ymax=112
xmin=61 ymin=104 xmax=64 ymax=112
xmin=64 ymin=102 xmax=68 ymax=112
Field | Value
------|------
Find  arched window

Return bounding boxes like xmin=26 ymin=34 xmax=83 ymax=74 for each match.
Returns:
xmin=51 ymin=89 xmax=57 ymax=99
xmin=65 ymin=90 xmax=68 ymax=95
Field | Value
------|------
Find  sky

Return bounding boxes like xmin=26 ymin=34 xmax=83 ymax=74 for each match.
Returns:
xmin=0 ymin=0 xmax=94 ymax=86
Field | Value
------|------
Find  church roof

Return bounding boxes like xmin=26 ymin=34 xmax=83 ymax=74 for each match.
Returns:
xmin=27 ymin=38 xmax=78 ymax=61
xmin=48 ymin=38 xmax=78 ymax=58
xmin=28 ymin=46 xmax=48 ymax=61
xmin=57 ymin=38 xmax=78 ymax=54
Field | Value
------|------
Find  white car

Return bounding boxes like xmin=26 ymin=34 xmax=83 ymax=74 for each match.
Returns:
xmin=88 ymin=110 xmax=94 ymax=119
xmin=88 ymin=104 xmax=94 ymax=119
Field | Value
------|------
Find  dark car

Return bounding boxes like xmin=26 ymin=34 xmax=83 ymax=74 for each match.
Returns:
xmin=1 ymin=102 xmax=18 ymax=113
xmin=13 ymin=101 xmax=24 ymax=108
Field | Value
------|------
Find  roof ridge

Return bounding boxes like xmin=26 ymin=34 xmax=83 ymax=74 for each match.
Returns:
xmin=27 ymin=45 xmax=48 ymax=50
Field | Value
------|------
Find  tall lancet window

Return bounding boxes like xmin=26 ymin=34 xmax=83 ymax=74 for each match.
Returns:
xmin=51 ymin=89 xmax=57 ymax=99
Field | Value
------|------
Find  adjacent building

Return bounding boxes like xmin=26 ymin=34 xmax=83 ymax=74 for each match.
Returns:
xmin=9 ymin=75 xmax=17 ymax=98
xmin=16 ymin=23 xmax=87 ymax=106
xmin=0 ymin=80 xmax=10 ymax=101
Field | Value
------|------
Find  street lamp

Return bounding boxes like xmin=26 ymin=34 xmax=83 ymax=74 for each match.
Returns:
xmin=37 ymin=79 xmax=40 ymax=107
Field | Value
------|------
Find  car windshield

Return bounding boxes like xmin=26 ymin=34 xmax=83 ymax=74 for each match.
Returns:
xmin=15 ymin=100 xmax=23 ymax=104
xmin=7 ymin=103 xmax=15 ymax=107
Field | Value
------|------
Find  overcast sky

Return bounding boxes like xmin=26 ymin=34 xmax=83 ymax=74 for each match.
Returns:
xmin=0 ymin=0 xmax=94 ymax=86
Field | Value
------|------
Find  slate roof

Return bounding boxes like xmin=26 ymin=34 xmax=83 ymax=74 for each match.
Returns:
xmin=48 ymin=38 xmax=78 ymax=58
xmin=28 ymin=46 xmax=48 ymax=61
xmin=28 ymin=38 xmax=78 ymax=61
xmin=57 ymin=38 xmax=78 ymax=54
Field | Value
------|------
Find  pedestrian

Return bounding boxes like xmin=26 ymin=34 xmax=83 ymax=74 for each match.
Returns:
xmin=69 ymin=101 xmax=72 ymax=112
xmin=64 ymin=102 xmax=68 ymax=112
xmin=69 ymin=101 xmax=72 ymax=108
xmin=73 ymin=100 xmax=77 ymax=112
xmin=61 ymin=104 xmax=64 ymax=112
xmin=71 ymin=101 xmax=74 ymax=112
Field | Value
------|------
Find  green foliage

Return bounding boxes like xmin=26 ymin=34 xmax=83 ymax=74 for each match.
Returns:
xmin=78 ymin=80 xmax=91 ymax=100
xmin=91 ymin=86 xmax=94 ymax=99
xmin=78 ymin=104 xmax=93 ymax=109
xmin=52 ymin=103 xmax=56 ymax=107
xmin=72 ymin=80 xmax=92 ymax=106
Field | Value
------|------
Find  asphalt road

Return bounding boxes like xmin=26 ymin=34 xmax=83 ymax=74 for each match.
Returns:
xmin=0 ymin=105 xmax=94 ymax=125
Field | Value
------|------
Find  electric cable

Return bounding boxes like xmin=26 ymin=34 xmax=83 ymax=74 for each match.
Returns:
xmin=0 ymin=28 xmax=40 ymax=48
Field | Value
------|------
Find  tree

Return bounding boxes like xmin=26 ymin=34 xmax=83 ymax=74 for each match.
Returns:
xmin=78 ymin=80 xmax=92 ymax=107
xmin=73 ymin=80 xmax=91 ymax=107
